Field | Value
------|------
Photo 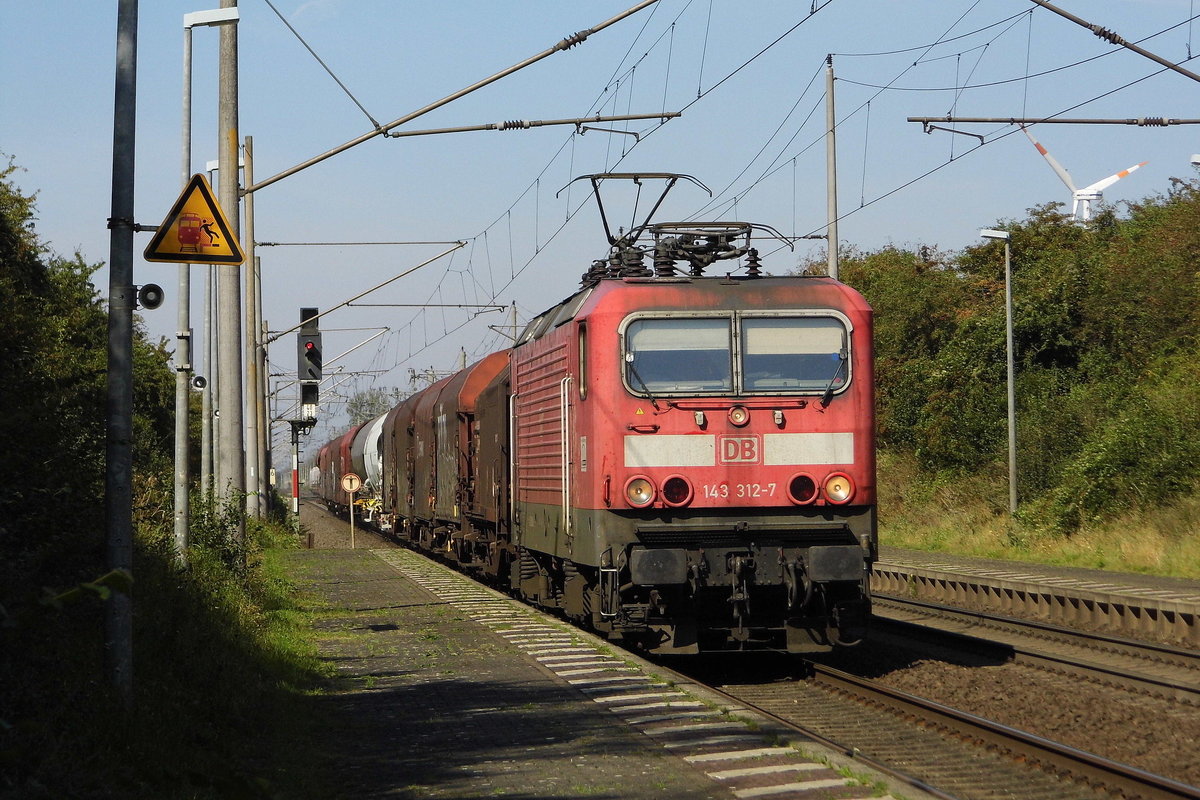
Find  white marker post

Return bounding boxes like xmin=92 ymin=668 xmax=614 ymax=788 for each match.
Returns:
xmin=341 ymin=473 xmax=362 ymax=549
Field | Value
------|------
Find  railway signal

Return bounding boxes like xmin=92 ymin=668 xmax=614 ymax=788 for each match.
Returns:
xmin=299 ymin=336 xmax=322 ymax=382
xmin=298 ymin=307 xmax=321 ymax=419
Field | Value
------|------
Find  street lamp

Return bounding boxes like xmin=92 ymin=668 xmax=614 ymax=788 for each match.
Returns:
xmin=980 ymin=228 xmax=1017 ymax=515
xmin=176 ymin=7 xmax=239 ymax=565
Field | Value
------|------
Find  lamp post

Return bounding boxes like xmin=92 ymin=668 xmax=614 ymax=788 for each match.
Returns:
xmin=216 ymin=0 xmax=245 ymax=536
xmin=178 ymin=7 xmax=239 ymax=566
xmin=980 ymin=228 xmax=1017 ymax=514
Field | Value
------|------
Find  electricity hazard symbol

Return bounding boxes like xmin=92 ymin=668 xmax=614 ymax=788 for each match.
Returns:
xmin=143 ymin=173 xmax=245 ymax=265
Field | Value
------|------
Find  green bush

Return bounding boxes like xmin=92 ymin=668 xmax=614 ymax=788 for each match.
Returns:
xmin=0 ymin=157 xmax=326 ymax=798
xmin=841 ymin=190 xmax=1200 ymax=535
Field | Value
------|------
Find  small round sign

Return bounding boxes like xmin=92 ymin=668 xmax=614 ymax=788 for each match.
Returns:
xmin=341 ymin=473 xmax=362 ymax=493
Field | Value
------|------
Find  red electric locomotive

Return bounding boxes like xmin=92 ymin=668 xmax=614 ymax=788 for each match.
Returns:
xmin=322 ymin=174 xmax=876 ymax=654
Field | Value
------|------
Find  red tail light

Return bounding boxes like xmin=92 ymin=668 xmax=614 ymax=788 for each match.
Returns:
xmin=661 ymin=475 xmax=693 ymax=507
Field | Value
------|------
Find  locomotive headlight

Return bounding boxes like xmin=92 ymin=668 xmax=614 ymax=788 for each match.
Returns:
xmin=624 ymin=476 xmax=657 ymax=508
xmin=728 ymin=405 xmax=750 ymax=427
xmin=661 ymin=475 xmax=693 ymax=507
xmin=823 ymin=472 xmax=854 ymax=504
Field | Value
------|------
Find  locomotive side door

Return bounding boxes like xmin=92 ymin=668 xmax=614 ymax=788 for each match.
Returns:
xmin=559 ymin=374 xmax=573 ymax=552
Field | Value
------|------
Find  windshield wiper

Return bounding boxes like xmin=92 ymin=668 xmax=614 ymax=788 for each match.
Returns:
xmin=625 ymin=354 xmax=661 ymax=411
xmin=820 ymin=352 xmax=848 ymax=407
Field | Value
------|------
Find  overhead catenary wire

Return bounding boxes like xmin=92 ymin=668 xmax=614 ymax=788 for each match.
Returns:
xmin=837 ymin=14 xmax=1200 ymax=92
xmin=256 ymin=240 xmax=465 ymax=247
xmin=261 ymin=0 xmax=382 ymax=129
xmin=1028 ymin=0 xmax=1200 ymax=84
xmin=277 ymin=3 xmax=1200 ymax=445
xmin=416 ymin=0 xmax=834 ymax=341
xmin=699 ymin=8 xmax=1200 ymax=243
xmin=799 ymin=58 xmax=1200 ymax=244
xmin=693 ymin=19 xmax=1200 ymax=263
xmin=330 ymin=3 xmax=1200 ymax=412
xmin=832 ymin=10 xmax=1030 ymax=58
xmin=245 ymin=0 xmax=665 ymax=195
xmin=686 ymin=2 xmax=991 ymax=225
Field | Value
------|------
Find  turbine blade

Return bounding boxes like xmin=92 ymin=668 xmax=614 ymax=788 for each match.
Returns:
xmin=1082 ymin=161 xmax=1148 ymax=194
xmin=1020 ymin=125 xmax=1077 ymax=192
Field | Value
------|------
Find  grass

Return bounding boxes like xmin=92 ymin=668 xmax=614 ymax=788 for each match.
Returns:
xmin=0 ymin=502 xmax=336 ymax=799
xmin=878 ymin=450 xmax=1200 ymax=579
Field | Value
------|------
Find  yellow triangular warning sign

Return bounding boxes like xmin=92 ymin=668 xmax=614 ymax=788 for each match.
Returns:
xmin=143 ymin=174 xmax=245 ymax=265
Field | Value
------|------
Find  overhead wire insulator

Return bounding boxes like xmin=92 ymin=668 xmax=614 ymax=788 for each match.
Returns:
xmin=495 ymin=119 xmax=533 ymax=131
xmin=557 ymin=30 xmax=589 ymax=51
xmin=1088 ymin=24 xmax=1127 ymax=47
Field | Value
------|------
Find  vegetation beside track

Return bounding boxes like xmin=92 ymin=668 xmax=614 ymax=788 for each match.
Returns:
xmin=0 ymin=157 xmax=332 ymax=798
xmin=819 ymin=190 xmax=1200 ymax=578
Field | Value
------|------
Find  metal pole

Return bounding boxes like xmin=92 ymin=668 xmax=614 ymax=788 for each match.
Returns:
xmin=202 ymin=162 xmax=218 ymax=498
xmin=258 ymin=307 xmax=270 ymax=513
xmin=217 ymin=0 xmax=245 ymax=533
xmin=244 ymin=135 xmax=260 ymax=516
xmin=909 ymin=116 xmax=1200 ymax=126
xmin=291 ymin=422 xmax=300 ymax=516
xmin=1004 ymin=240 xmax=1017 ymax=514
xmin=174 ymin=22 xmax=194 ymax=567
xmin=825 ymin=55 xmax=839 ymax=281
xmin=256 ymin=261 xmax=268 ymax=516
xmin=201 ymin=260 xmax=214 ymax=498
xmin=106 ymin=0 xmax=137 ymax=704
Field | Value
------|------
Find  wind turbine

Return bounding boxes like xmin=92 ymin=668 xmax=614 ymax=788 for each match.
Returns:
xmin=1020 ymin=125 xmax=1147 ymax=221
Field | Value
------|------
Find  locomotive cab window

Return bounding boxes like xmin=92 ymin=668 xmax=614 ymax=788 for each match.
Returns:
xmin=741 ymin=316 xmax=848 ymax=393
xmin=622 ymin=312 xmax=851 ymax=397
xmin=625 ymin=317 xmax=732 ymax=393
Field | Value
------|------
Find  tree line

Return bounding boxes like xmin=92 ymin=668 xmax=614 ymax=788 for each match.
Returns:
xmin=835 ymin=189 xmax=1199 ymax=531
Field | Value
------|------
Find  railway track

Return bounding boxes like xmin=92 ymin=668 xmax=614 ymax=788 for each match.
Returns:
xmin=695 ymin=659 xmax=1200 ymax=800
xmin=682 ymin=648 xmax=1200 ymax=800
xmin=872 ymin=594 xmax=1200 ymax=705
xmin=873 ymin=555 xmax=1200 ymax=648
xmin=811 ymin=663 xmax=1200 ymax=800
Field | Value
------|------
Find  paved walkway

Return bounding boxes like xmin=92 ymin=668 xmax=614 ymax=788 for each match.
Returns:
xmin=279 ymin=541 xmax=926 ymax=799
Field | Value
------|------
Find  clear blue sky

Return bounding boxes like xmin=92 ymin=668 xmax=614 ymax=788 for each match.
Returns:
xmin=4 ymin=1 xmax=1199 ymax=451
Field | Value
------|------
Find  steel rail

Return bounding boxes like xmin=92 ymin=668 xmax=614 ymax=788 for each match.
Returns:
xmin=873 ymin=594 xmax=1200 ymax=701
xmin=811 ymin=664 xmax=1200 ymax=800
xmin=662 ymin=672 xmax=961 ymax=800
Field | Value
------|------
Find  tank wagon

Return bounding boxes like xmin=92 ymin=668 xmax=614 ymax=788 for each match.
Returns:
xmin=314 ymin=174 xmax=876 ymax=654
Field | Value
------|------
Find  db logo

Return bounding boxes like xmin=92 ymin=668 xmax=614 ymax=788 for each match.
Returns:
xmin=718 ymin=435 xmax=760 ymax=464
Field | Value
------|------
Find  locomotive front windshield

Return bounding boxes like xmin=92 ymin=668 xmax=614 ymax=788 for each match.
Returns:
xmin=624 ymin=313 xmax=848 ymax=396
xmin=625 ymin=318 xmax=733 ymax=393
